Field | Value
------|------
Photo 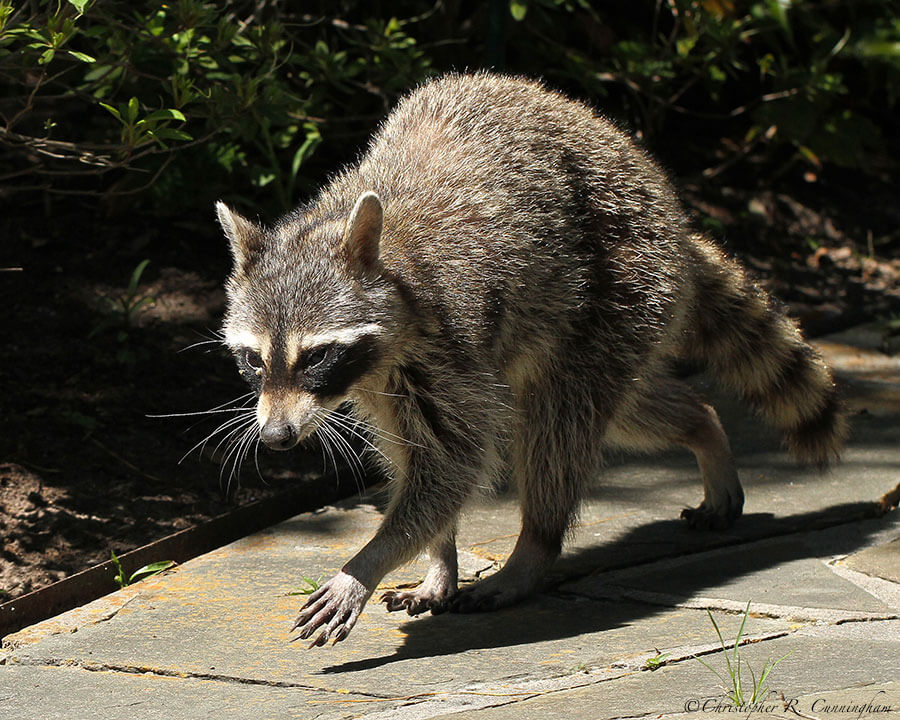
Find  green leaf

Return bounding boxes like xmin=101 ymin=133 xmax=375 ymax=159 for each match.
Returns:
xmin=254 ymin=171 xmax=276 ymax=188
xmin=129 ymin=560 xmax=175 ymax=584
xmin=38 ymin=47 xmax=55 ymax=64
xmin=765 ymin=0 xmax=791 ymax=34
xmin=143 ymin=108 xmax=186 ymax=123
xmin=153 ymin=128 xmax=193 ymax=142
xmin=99 ymin=101 xmax=121 ymax=122
xmin=110 ymin=550 xmax=126 ymax=588
xmin=127 ymin=259 xmax=150 ymax=296
xmin=126 ymin=96 xmax=140 ymax=125
xmin=289 ymin=124 xmax=322 ymax=181
xmin=798 ymin=145 xmax=822 ymax=168
xmin=68 ymin=50 xmax=95 ymax=63
xmin=67 ymin=0 xmax=90 ymax=14
xmin=510 ymin=1 xmax=528 ymax=22
xmin=676 ymin=36 xmax=697 ymax=58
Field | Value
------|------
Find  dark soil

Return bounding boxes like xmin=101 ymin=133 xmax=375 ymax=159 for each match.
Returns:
xmin=0 ymin=213 xmax=340 ymax=601
xmin=1 ymin=167 xmax=898 ymax=604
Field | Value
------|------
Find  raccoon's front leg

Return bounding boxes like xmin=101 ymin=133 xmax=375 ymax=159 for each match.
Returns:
xmin=292 ymin=466 xmax=470 ymax=646
xmin=381 ymin=527 xmax=458 ymax=615
xmin=452 ymin=385 xmax=592 ymax=613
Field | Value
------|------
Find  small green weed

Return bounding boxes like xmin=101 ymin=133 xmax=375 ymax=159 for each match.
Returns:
xmin=288 ymin=575 xmax=324 ymax=596
xmin=90 ymin=259 xmax=155 ymax=363
xmin=643 ymin=650 xmax=671 ymax=671
xmin=108 ymin=259 xmax=155 ymax=329
xmin=111 ymin=549 xmax=175 ymax=589
xmin=694 ymin=602 xmax=792 ymax=706
xmin=91 ymin=259 xmax=155 ymax=337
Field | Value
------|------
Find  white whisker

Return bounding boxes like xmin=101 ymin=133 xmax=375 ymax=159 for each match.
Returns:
xmin=316 ymin=414 xmax=367 ymax=495
xmin=317 ymin=414 xmax=363 ymax=474
xmin=329 ymin=407 xmax=422 ymax=449
xmin=356 ymin=387 xmax=408 ymax=399
xmin=317 ymin=407 xmax=397 ymax=471
xmin=177 ymin=411 xmax=254 ymax=464
xmin=148 ymin=407 xmax=252 ymax=419
xmin=177 ymin=338 xmax=223 ymax=353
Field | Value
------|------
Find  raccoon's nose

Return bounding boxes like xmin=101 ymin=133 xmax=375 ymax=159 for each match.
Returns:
xmin=260 ymin=420 xmax=299 ymax=451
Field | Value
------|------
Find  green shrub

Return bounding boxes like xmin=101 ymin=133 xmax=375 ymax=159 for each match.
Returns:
xmin=503 ymin=0 xmax=900 ymax=176
xmin=0 ymin=1 xmax=433 ymax=215
xmin=1 ymin=0 xmax=897 ymax=217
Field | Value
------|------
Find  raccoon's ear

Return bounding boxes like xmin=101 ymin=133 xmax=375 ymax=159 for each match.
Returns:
xmin=342 ymin=191 xmax=383 ymax=274
xmin=216 ymin=201 xmax=263 ymax=270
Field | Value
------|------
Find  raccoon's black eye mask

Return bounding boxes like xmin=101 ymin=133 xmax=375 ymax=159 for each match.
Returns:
xmin=298 ymin=335 xmax=379 ymax=398
xmin=235 ymin=347 xmax=264 ymax=393
xmin=233 ymin=335 xmax=379 ymax=399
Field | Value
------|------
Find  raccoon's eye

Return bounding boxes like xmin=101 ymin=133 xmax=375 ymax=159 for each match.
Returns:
xmin=303 ymin=346 xmax=329 ymax=369
xmin=244 ymin=348 xmax=264 ymax=376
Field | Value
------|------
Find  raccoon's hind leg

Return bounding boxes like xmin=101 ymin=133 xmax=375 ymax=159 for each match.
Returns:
xmin=381 ymin=527 xmax=458 ymax=615
xmin=677 ymin=402 xmax=743 ymax=530
xmin=606 ymin=378 xmax=743 ymax=530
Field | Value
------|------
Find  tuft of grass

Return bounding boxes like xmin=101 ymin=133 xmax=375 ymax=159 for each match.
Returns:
xmin=694 ymin=601 xmax=793 ymax=706
xmin=288 ymin=576 xmax=324 ymax=596
xmin=111 ymin=550 xmax=175 ymax=589
xmin=643 ymin=649 xmax=671 ymax=671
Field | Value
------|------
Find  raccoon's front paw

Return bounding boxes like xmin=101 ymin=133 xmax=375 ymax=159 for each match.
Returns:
xmin=380 ymin=582 xmax=456 ymax=616
xmin=291 ymin=571 xmax=371 ymax=647
xmin=680 ymin=494 xmax=743 ymax=531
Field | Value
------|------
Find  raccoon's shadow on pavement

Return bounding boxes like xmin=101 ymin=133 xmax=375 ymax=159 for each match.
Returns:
xmin=317 ymin=500 xmax=886 ymax=675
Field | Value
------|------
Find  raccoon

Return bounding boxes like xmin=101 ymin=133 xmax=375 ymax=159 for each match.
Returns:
xmin=216 ymin=73 xmax=847 ymax=647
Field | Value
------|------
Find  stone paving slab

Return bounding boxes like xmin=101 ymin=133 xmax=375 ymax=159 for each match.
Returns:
xmin=2 ymin=328 xmax=898 ymax=719
xmin=844 ymin=537 xmax=900 ymax=584
xmin=561 ymin=517 xmax=900 ymax=619
xmin=0 ymin=663 xmax=374 ymax=720
xmin=434 ymin=653 xmax=898 ymax=720
xmin=404 ymin=621 xmax=900 ymax=720
xmin=1 ymin=542 xmax=794 ymax=695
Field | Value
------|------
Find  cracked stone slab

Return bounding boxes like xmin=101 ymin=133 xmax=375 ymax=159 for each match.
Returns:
xmin=842 ymin=538 xmax=900 ymax=585
xmin=432 ymin=626 xmax=899 ymax=720
xmin=0 ymin=608 xmax=797 ymax=720
xmin=560 ymin=516 xmax=900 ymax=622
xmin=0 ymin=663 xmax=376 ymax=720
xmin=1 ymin=546 xmax=794 ymax=701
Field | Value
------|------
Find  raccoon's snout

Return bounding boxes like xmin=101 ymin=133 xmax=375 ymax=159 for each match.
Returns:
xmin=260 ymin=420 xmax=299 ymax=451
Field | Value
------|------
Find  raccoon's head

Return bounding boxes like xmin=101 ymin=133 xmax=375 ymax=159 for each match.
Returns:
xmin=216 ymin=192 xmax=392 ymax=451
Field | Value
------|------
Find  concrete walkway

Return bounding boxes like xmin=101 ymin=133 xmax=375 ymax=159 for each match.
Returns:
xmin=2 ymin=324 xmax=899 ymax=719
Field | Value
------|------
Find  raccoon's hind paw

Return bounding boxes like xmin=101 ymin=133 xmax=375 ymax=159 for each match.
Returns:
xmin=291 ymin=571 xmax=370 ymax=648
xmin=680 ymin=497 xmax=743 ymax=531
xmin=380 ymin=584 xmax=456 ymax=616
xmin=449 ymin=568 xmax=541 ymax=614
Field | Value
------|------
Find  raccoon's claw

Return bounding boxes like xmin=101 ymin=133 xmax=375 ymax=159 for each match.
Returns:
xmin=380 ymin=586 xmax=455 ymax=616
xmin=449 ymin=587 xmax=502 ymax=613
xmin=449 ymin=570 xmax=539 ymax=614
xmin=680 ymin=498 xmax=742 ymax=531
xmin=290 ymin=571 xmax=370 ymax=648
